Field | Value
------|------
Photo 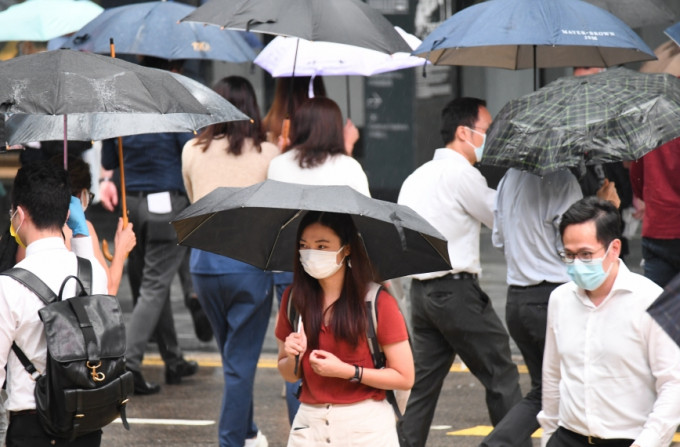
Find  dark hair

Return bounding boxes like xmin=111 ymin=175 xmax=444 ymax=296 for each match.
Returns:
xmin=291 ymin=211 xmax=376 ymax=350
xmin=440 ymin=97 xmax=486 ymax=145
xmin=289 ymin=97 xmax=345 ymax=169
xmin=48 ymin=154 xmax=91 ymax=196
xmin=262 ymin=76 xmax=327 ymax=143
xmin=11 ymin=160 xmax=71 ymax=231
xmin=194 ymin=76 xmax=265 ymax=155
xmin=559 ymin=196 xmax=621 ymax=246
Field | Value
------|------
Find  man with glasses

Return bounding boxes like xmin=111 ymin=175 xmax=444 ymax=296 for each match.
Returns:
xmin=538 ymin=196 xmax=680 ymax=447
xmin=397 ymin=97 xmax=523 ymax=447
xmin=483 ymin=168 xmax=619 ymax=447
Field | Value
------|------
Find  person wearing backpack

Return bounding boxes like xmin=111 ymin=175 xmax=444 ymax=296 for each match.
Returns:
xmin=275 ymin=211 xmax=413 ymax=446
xmin=0 ymin=161 xmax=108 ymax=446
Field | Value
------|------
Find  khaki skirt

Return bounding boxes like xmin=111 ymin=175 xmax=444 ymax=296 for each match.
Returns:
xmin=288 ymin=399 xmax=398 ymax=447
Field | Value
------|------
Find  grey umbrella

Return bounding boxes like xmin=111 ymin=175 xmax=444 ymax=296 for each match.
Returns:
xmin=584 ymin=0 xmax=675 ymax=29
xmin=171 ymin=180 xmax=451 ymax=281
xmin=0 ymin=49 xmax=249 ymax=146
xmin=481 ymin=67 xmax=680 ymax=176
xmin=181 ymin=0 xmax=411 ymax=55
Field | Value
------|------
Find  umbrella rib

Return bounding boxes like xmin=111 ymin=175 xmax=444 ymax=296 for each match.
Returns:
xmin=264 ymin=210 xmax=303 ymax=270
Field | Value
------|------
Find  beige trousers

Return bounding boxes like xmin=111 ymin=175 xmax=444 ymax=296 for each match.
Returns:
xmin=288 ymin=399 xmax=398 ymax=447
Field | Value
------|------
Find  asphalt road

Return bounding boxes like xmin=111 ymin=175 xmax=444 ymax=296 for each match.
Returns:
xmin=98 ymin=224 xmax=649 ymax=446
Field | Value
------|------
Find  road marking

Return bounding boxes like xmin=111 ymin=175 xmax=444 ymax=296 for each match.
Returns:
xmin=142 ymin=355 xmax=527 ymax=373
xmin=446 ymin=426 xmax=680 ymax=442
xmin=112 ymin=418 xmax=215 ymax=426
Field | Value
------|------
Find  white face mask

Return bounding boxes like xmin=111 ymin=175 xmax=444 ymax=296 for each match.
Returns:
xmin=299 ymin=246 xmax=346 ymax=279
xmin=464 ymin=127 xmax=486 ymax=162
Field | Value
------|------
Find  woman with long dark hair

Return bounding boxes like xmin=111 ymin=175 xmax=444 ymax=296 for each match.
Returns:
xmin=267 ymin=97 xmax=368 ymax=196
xmin=275 ymin=211 xmax=413 ymax=446
xmin=182 ymin=76 xmax=279 ymax=447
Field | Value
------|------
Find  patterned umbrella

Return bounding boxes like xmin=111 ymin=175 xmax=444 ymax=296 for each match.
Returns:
xmin=647 ymin=273 xmax=680 ymax=349
xmin=481 ymin=67 xmax=680 ymax=176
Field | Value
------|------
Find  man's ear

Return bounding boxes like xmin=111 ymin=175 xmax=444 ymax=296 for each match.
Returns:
xmin=454 ymin=125 xmax=468 ymax=142
xmin=610 ymin=238 xmax=622 ymax=257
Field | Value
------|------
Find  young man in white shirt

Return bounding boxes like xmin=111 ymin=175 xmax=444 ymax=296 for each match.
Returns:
xmin=539 ymin=196 xmax=680 ymax=447
xmin=397 ymin=97 xmax=523 ymax=447
xmin=0 ymin=161 xmax=108 ymax=446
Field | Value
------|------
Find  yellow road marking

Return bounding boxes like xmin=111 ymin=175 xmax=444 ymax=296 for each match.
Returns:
xmin=142 ymin=355 xmax=527 ymax=373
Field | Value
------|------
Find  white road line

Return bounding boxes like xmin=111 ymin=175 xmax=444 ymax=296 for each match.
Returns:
xmin=112 ymin=418 xmax=215 ymax=426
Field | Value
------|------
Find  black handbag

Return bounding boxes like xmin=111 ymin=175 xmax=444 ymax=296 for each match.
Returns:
xmin=2 ymin=257 xmax=133 ymax=440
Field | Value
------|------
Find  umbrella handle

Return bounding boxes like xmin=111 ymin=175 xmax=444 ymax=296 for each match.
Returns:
xmin=280 ymin=118 xmax=290 ymax=148
xmin=102 ymin=239 xmax=114 ymax=262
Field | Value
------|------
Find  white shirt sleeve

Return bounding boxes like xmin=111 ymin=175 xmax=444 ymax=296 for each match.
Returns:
xmin=538 ymin=292 xmax=561 ymax=447
xmin=456 ymin=167 xmax=495 ymax=229
xmin=491 ymin=175 xmax=507 ymax=249
xmin=634 ymin=317 xmax=680 ymax=447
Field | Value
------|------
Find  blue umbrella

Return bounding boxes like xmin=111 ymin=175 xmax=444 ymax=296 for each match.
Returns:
xmin=61 ymin=1 xmax=256 ymax=62
xmin=413 ymin=0 xmax=655 ymax=88
xmin=665 ymin=21 xmax=680 ymax=50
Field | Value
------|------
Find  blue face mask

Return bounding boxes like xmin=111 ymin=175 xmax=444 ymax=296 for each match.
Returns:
xmin=566 ymin=247 xmax=612 ymax=291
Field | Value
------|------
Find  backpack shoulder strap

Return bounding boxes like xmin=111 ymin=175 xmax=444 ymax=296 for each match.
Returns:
xmin=76 ymin=256 xmax=93 ymax=295
xmin=365 ymin=282 xmax=384 ymax=369
xmin=0 ymin=268 xmax=56 ymax=306
xmin=0 ymin=268 xmax=56 ymax=378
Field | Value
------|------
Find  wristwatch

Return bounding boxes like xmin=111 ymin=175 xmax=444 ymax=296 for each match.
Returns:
xmin=349 ymin=365 xmax=361 ymax=383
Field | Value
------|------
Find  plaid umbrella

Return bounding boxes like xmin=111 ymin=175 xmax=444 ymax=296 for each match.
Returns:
xmin=481 ymin=67 xmax=680 ymax=176
xmin=647 ymin=273 xmax=680 ymax=349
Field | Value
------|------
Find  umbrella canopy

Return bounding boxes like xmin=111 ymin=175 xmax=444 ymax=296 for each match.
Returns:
xmin=640 ymin=41 xmax=680 ymax=77
xmin=0 ymin=49 xmax=249 ymax=144
xmin=647 ymin=273 xmax=680 ymax=349
xmin=481 ymin=68 xmax=680 ymax=176
xmin=0 ymin=0 xmax=103 ymax=42
xmin=254 ymin=26 xmax=425 ymax=77
xmin=181 ymin=0 xmax=411 ymax=55
xmin=61 ymin=1 xmax=256 ymax=63
xmin=583 ymin=0 xmax=675 ymax=29
xmin=171 ymin=180 xmax=451 ymax=280
xmin=413 ymin=0 xmax=655 ymax=70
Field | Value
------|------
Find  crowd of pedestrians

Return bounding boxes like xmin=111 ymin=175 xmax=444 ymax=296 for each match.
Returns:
xmin=0 ymin=47 xmax=679 ymax=447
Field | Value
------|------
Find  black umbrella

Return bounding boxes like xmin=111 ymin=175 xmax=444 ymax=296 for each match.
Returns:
xmin=180 ymin=0 xmax=411 ymax=55
xmin=171 ymin=180 xmax=451 ymax=281
xmin=481 ymin=68 xmax=680 ymax=176
xmin=647 ymin=273 xmax=680 ymax=349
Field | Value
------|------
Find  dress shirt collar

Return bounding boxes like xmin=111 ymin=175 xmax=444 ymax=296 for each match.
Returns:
xmin=432 ymin=148 xmax=468 ymax=164
xmin=572 ymin=259 xmax=635 ymax=308
xmin=25 ymin=237 xmax=67 ymax=258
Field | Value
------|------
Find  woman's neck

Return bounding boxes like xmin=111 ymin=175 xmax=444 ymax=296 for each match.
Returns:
xmin=318 ymin=268 xmax=345 ymax=309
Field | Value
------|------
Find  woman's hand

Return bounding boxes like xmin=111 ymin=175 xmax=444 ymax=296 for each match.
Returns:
xmin=343 ymin=119 xmax=359 ymax=156
xmin=284 ymin=321 xmax=307 ymax=359
xmin=113 ymin=218 xmax=136 ymax=255
xmin=309 ymin=349 xmax=353 ymax=379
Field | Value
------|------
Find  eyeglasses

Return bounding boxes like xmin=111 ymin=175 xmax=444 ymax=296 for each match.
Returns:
xmin=86 ymin=192 xmax=95 ymax=206
xmin=558 ymin=246 xmax=607 ymax=264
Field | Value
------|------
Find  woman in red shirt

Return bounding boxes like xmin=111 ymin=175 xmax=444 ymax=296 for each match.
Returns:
xmin=275 ymin=211 xmax=414 ymax=446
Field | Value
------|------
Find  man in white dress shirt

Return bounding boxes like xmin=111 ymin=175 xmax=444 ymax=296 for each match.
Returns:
xmin=0 ymin=161 xmax=108 ymax=446
xmin=538 ymin=196 xmax=680 ymax=447
xmin=397 ymin=97 xmax=523 ymax=447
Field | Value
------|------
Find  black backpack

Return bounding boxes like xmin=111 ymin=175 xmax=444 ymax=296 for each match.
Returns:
xmin=1 ymin=257 xmax=133 ymax=440
xmin=287 ymin=282 xmax=410 ymax=418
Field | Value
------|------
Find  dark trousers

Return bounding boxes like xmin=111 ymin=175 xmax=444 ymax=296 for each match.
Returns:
xmin=547 ymin=427 xmax=633 ymax=447
xmin=397 ymin=276 xmax=523 ymax=447
xmin=125 ymin=193 xmax=189 ymax=371
xmin=481 ymin=282 xmax=561 ymax=447
xmin=642 ymin=237 xmax=680 ymax=288
xmin=6 ymin=413 xmax=101 ymax=447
